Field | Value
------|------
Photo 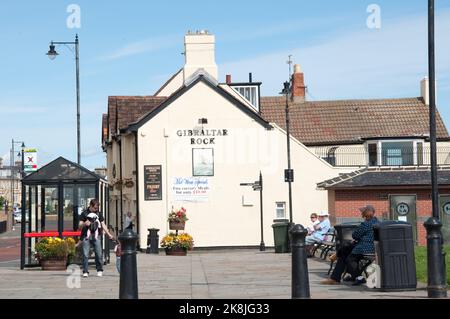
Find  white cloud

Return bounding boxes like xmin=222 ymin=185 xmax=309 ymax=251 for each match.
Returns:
xmin=100 ymin=34 xmax=181 ymax=61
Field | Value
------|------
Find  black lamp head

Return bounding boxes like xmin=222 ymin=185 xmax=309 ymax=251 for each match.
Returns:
xmin=46 ymin=43 xmax=59 ymax=60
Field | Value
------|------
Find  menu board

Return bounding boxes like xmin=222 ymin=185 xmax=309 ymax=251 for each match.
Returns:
xmin=144 ymin=165 xmax=162 ymax=201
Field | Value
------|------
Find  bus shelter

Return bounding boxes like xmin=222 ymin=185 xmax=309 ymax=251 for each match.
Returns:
xmin=20 ymin=157 xmax=109 ymax=269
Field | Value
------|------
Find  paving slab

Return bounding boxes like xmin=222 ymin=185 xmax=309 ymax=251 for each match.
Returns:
xmin=0 ymin=249 xmax=445 ymax=299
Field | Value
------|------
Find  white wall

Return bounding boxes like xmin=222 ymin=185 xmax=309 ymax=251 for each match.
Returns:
xmin=155 ymin=70 xmax=184 ymax=97
xmin=136 ymin=80 xmax=353 ymax=247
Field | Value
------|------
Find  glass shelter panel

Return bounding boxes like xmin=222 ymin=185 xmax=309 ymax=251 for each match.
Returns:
xmin=63 ymin=184 xmax=96 ymax=231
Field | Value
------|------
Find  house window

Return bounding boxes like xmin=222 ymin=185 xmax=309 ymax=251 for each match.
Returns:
xmin=368 ymin=143 xmax=378 ymax=166
xmin=381 ymin=142 xmax=414 ymax=166
xmin=323 ymin=147 xmax=337 ymax=166
xmin=275 ymin=202 xmax=286 ymax=219
xmin=232 ymin=85 xmax=259 ymax=111
xmin=417 ymin=142 xmax=423 ymax=165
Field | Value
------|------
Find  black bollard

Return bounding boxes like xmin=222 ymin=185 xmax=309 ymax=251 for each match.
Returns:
xmin=146 ymin=228 xmax=160 ymax=254
xmin=290 ymin=224 xmax=310 ymax=299
xmin=119 ymin=229 xmax=139 ymax=299
xmin=424 ymin=217 xmax=448 ymax=298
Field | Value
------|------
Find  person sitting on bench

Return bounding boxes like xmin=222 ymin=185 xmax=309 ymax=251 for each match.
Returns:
xmin=321 ymin=205 xmax=379 ymax=285
xmin=305 ymin=211 xmax=331 ymax=257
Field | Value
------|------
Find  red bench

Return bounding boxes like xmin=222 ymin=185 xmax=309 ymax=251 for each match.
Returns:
xmin=24 ymin=231 xmax=81 ymax=238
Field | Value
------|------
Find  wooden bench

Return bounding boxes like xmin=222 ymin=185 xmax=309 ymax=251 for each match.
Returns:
xmin=327 ymin=253 xmax=376 ymax=278
xmin=312 ymin=229 xmax=336 ymax=260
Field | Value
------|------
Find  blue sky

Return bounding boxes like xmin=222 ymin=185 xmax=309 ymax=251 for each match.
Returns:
xmin=1 ymin=1 xmax=449 ymax=170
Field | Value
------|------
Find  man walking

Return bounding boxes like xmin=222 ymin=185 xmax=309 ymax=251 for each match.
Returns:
xmin=79 ymin=199 xmax=114 ymax=277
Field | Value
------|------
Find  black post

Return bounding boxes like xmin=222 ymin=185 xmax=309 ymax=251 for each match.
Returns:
xmin=146 ymin=228 xmax=160 ymax=254
xmin=75 ymin=34 xmax=81 ymax=165
xmin=41 ymin=187 xmax=45 ymax=231
xmin=428 ymin=0 xmax=439 ymax=220
xmin=11 ymin=140 xmax=14 ymax=209
xmin=284 ymin=81 xmax=293 ymax=224
xmin=290 ymin=224 xmax=310 ymax=299
xmin=20 ymin=182 xmax=25 ymax=269
xmin=259 ymin=172 xmax=265 ymax=251
xmin=119 ymin=229 xmax=139 ymax=299
xmin=57 ymin=183 xmax=64 ymax=238
xmin=424 ymin=218 xmax=447 ymax=298
xmin=427 ymin=0 xmax=447 ymax=299
xmin=20 ymin=146 xmax=25 ymax=269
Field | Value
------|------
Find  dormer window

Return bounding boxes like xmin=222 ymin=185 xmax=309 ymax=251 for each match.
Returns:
xmin=229 ymin=83 xmax=261 ymax=112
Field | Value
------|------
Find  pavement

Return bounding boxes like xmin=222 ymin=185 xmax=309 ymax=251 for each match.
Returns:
xmin=0 ymin=244 xmax=440 ymax=299
xmin=0 ymin=226 xmax=20 ymax=265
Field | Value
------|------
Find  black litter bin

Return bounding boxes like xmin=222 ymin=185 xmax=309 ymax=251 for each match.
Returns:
xmin=334 ymin=222 xmax=360 ymax=252
xmin=272 ymin=221 xmax=290 ymax=253
xmin=373 ymin=221 xmax=416 ymax=291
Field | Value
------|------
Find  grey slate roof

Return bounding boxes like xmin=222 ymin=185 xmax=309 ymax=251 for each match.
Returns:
xmin=317 ymin=167 xmax=450 ymax=189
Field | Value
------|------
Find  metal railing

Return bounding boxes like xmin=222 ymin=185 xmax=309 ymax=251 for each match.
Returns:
xmin=313 ymin=146 xmax=450 ymax=167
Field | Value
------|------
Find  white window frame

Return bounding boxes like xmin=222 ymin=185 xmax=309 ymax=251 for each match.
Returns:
xmin=365 ymin=139 xmax=424 ymax=166
xmin=232 ymin=85 xmax=259 ymax=112
xmin=275 ymin=202 xmax=286 ymax=220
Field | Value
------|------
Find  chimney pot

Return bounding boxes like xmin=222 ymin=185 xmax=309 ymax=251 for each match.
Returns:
xmin=226 ymin=75 xmax=232 ymax=84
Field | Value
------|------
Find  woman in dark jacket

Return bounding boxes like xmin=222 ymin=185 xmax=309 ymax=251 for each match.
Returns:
xmin=321 ymin=205 xmax=379 ymax=285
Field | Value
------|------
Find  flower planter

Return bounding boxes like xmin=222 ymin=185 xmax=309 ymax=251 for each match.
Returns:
xmin=169 ymin=220 xmax=185 ymax=230
xmin=40 ymin=257 xmax=68 ymax=270
xmin=165 ymin=247 xmax=187 ymax=256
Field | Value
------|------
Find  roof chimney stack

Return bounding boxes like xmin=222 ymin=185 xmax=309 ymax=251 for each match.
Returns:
xmin=291 ymin=64 xmax=306 ymax=103
xmin=226 ymin=74 xmax=232 ymax=84
xmin=421 ymin=76 xmax=437 ymax=106
xmin=183 ymin=30 xmax=218 ymax=82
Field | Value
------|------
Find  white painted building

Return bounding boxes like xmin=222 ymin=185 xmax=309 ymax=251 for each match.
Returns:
xmin=102 ymin=31 xmax=450 ymax=248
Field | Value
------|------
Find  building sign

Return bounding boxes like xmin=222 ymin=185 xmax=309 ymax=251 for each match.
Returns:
xmin=443 ymin=202 xmax=450 ymax=216
xmin=172 ymin=177 xmax=210 ymax=202
xmin=176 ymin=129 xmax=228 ymax=145
xmin=396 ymin=202 xmax=409 ymax=216
xmin=192 ymin=148 xmax=214 ymax=176
xmin=24 ymin=149 xmax=38 ymax=173
xmin=144 ymin=165 xmax=162 ymax=201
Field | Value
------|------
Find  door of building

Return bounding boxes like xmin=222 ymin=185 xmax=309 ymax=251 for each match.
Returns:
xmin=389 ymin=195 xmax=417 ymax=244
xmin=439 ymin=195 xmax=450 ymax=245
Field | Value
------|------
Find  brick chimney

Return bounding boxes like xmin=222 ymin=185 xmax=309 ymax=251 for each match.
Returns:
xmin=291 ymin=64 xmax=306 ymax=103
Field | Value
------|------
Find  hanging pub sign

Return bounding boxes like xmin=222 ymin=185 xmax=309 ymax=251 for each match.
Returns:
xmin=24 ymin=149 xmax=38 ymax=173
xmin=144 ymin=165 xmax=162 ymax=201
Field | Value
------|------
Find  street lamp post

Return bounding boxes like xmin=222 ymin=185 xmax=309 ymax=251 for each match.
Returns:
xmin=240 ymin=173 xmax=265 ymax=251
xmin=10 ymin=139 xmax=25 ymax=209
xmin=425 ymin=0 xmax=447 ymax=298
xmin=19 ymin=142 xmax=26 ymax=270
xmin=46 ymin=34 xmax=81 ymax=165
xmin=281 ymin=81 xmax=294 ymax=224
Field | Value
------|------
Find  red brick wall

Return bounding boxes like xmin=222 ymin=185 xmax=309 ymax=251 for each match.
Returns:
xmin=331 ymin=188 xmax=450 ymax=246
xmin=291 ymin=72 xmax=305 ymax=100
